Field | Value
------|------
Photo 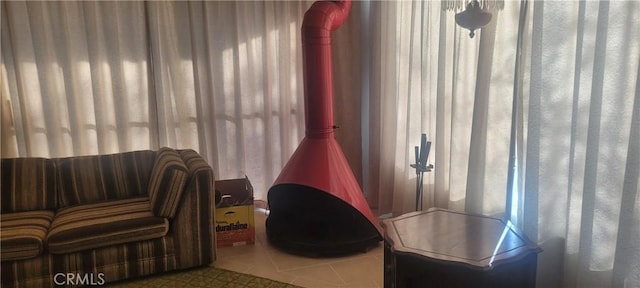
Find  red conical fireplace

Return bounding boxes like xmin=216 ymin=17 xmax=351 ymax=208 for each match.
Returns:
xmin=266 ymin=0 xmax=382 ymax=256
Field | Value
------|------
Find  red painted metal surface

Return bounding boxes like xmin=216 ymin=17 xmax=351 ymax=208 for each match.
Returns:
xmin=301 ymin=0 xmax=351 ymax=137
xmin=267 ymin=0 xmax=383 ymax=250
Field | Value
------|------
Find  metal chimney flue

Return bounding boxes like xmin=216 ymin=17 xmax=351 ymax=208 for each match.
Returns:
xmin=266 ymin=0 xmax=382 ymax=256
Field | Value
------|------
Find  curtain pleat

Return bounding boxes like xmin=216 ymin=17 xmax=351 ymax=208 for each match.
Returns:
xmin=612 ymin=69 xmax=639 ymax=286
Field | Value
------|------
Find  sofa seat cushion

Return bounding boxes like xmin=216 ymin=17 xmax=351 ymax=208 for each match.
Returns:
xmin=47 ymin=197 xmax=169 ymax=254
xmin=1 ymin=210 xmax=55 ymax=261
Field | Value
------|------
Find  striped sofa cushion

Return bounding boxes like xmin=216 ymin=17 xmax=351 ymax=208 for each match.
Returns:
xmin=1 ymin=158 xmax=57 ymax=212
xmin=47 ymin=197 xmax=169 ymax=254
xmin=148 ymin=147 xmax=188 ymax=218
xmin=56 ymin=150 xmax=156 ymax=207
xmin=1 ymin=210 xmax=55 ymax=261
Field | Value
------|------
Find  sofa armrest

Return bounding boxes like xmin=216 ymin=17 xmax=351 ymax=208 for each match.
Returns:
xmin=172 ymin=150 xmax=215 ymax=268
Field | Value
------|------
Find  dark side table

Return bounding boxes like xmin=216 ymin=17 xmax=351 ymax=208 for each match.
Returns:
xmin=381 ymin=208 xmax=541 ymax=288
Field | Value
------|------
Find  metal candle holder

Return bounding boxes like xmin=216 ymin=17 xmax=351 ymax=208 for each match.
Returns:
xmin=410 ymin=134 xmax=434 ymax=211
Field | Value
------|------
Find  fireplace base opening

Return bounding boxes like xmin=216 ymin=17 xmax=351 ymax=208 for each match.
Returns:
xmin=266 ymin=184 xmax=382 ymax=256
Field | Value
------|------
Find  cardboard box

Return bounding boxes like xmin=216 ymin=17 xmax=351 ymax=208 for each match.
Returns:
xmin=214 ymin=176 xmax=255 ymax=247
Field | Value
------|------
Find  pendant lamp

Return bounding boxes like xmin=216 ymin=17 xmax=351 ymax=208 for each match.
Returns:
xmin=455 ymin=0 xmax=493 ymax=38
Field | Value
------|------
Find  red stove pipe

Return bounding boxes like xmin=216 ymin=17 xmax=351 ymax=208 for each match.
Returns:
xmin=302 ymin=0 xmax=351 ymax=137
xmin=266 ymin=0 xmax=382 ymax=255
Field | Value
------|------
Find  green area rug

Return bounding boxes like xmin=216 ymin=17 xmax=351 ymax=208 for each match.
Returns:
xmin=108 ymin=266 xmax=301 ymax=288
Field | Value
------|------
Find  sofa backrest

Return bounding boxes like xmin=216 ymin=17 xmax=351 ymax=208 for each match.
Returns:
xmin=1 ymin=158 xmax=58 ymax=212
xmin=56 ymin=150 xmax=156 ymax=207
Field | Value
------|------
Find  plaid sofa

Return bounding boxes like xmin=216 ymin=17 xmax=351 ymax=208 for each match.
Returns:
xmin=1 ymin=148 xmax=215 ymax=287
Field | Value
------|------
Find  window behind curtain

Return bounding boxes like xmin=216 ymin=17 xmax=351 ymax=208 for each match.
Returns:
xmin=1 ymin=1 xmax=152 ymax=157
xmin=1 ymin=1 xmax=313 ymax=202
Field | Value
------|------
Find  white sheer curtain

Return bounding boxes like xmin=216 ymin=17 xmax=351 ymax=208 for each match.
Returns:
xmin=361 ymin=0 xmax=639 ymax=287
xmin=145 ymin=1 xmax=312 ymax=196
xmin=1 ymin=1 xmax=152 ymax=157
xmin=362 ymin=0 xmax=523 ymax=216
xmin=520 ymin=1 xmax=639 ymax=287
xmin=1 ymin=1 xmax=312 ymax=200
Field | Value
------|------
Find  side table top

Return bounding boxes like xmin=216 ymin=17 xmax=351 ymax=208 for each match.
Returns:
xmin=381 ymin=208 xmax=541 ymax=270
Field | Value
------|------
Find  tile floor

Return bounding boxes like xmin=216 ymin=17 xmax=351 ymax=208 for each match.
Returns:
xmin=212 ymin=206 xmax=385 ymax=288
